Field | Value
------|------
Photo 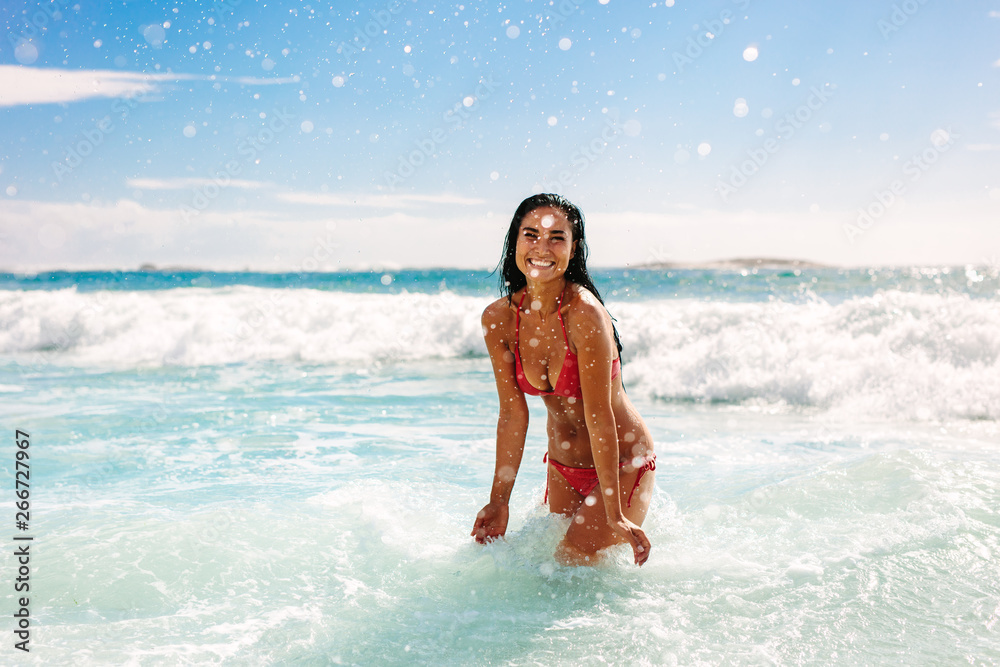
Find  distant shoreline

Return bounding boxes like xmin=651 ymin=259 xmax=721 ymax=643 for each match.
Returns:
xmin=634 ymin=257 xmax=832 ymax=271
xmin=1 ymin=258 xmax=990 ymax=274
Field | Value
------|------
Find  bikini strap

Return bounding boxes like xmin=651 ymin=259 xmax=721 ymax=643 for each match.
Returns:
xmin=555 ymin=286 xmax=571 ymax=347
xmin=515 ymin=290 xmax=527 ymax=346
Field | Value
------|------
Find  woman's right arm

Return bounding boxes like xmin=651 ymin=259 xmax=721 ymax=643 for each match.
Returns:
xmin=472 ymin=300 xmax=529 ymax=544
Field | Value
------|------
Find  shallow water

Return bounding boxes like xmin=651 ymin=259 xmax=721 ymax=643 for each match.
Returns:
xmin=2 ymin=268 xmax=999 ymax=664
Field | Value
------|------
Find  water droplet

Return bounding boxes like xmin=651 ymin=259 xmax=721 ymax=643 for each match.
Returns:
xmin=558 ymin=38 xmax=572 ymax=51
xmin=506 ymin=25 xmax=520 ymax=39
xmin=733 ymin=98 xmax=749 ymax=118
xmin=14 ymin=41 xmax=39 ymax=65
xmin=743 ymin=46 xmax=758 ymax=61
xmin=697 ymin=142 xmax=711 ymax=156
xmin=143 ymin=24 xmax=166 ymax=47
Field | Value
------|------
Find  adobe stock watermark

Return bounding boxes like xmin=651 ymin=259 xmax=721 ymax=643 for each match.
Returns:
xmin=7 ymin=0 xmax=74 ymax=64
xmin=716 ymin=83 xmax=835 ymax=202
xmin=537 ymin=110 xmax=627 ymax=192
xmin=981 ymin=254 xmax=1000 ymax=281
xmin=382 ymin=75 xmax=499 ymax=190
xmin=210 ymin=0 xmax=244 ymax=22
xmin=672 ymin=0 xmax=751 ymax=73
xmin=13 ymin=291 xmax=114 ymax=376
xmin=545 ymin=0 xmax=585 ymax=28
xmin=842 ymin=127 xmax=958 ymax=244
xmin=60 ymin=391 xmax=178 ymax=506
xmin=645 ymin=244 xmax=673 ymax=266
xmin=224 ymin=222 xmax=340 ymax=352
xmin=336 ymin=0 xmax=406 ymax=61
xmin=50 ymin=94 xmax=149 ymax=183
xmin=877 ymin=0 xmax=932 ymax=40
xmin=180 ymin=106 xmax=295 ymax=222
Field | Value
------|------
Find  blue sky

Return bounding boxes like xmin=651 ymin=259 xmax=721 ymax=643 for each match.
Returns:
xmin=1 ymin=0 xmax=998 ymax=271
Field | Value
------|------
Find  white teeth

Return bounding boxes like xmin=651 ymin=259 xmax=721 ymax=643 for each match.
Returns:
xmin=528 ymin=259 xmax=554 ymax=267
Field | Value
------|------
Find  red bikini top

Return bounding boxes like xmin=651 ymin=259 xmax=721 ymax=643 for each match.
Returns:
xmin=513 ymin=287 xmax=621 ymax=400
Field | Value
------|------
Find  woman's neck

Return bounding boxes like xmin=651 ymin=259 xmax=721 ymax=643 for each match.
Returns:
xmin=523 ymin=278 xmax=567 ymax=318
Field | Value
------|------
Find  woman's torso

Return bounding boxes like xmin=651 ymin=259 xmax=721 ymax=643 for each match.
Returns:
xmin=503 ymin=285 xmax=653 ymax=468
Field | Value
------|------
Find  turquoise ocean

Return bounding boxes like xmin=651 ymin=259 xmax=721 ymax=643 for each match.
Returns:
xmin=2 ymin=265 xmax=999 ymax=665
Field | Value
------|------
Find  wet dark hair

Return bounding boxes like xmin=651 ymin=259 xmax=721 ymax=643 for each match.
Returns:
xmin=496 ymin=193 xmax=623 ymax=358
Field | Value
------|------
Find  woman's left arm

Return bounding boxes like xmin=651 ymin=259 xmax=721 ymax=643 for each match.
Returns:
xmin=573 ymin=295 xmax=651 ymax=565
xmin=572 ymin=299 xmax=623 ymax=522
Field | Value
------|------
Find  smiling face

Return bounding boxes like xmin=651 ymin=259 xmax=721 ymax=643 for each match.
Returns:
xmin=514 ymin=206 xmax=576 ymax=282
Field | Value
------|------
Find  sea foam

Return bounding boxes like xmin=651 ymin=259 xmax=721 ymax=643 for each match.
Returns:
xmin=2 ymin=286 xmax=998 ymax=421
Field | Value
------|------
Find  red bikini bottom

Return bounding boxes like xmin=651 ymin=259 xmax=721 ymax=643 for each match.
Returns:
xmin=543 ymin=453 xmax=656 ymax=507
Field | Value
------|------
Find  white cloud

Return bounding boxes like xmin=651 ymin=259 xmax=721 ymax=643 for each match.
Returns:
xmin=127 ymin=177 xmax=273 ymax=191
xmin=584 ymin=201 xmax=1000 ymax=268
xmin=275 ymin=191 xmax=487 ymax=207
xmin=966 ymin=143 xmax=1000 ymax=152
xmin=0 ymin=65 xmax=299 ymax=108
xmin=0 ymin=197 xmax=498 ymax=272
xmin=3 ymin=196 xmax=997 ymax=272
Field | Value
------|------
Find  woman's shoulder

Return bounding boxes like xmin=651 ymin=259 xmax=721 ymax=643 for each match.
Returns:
xmin=562 ymin=283 xmax=612 ymax=337
xmin=562 ymin=283 xmax=605 ymax=319
xmin=482 ymin=294 xmax=517 ymax=325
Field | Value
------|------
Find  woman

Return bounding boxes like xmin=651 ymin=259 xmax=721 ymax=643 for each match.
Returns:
xmin=471 ymin=194 xmax=656 ymax=566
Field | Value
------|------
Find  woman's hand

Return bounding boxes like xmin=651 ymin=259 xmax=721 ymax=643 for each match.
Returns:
xmin=609 ymin=516 xmax=652 ymax=566
xmin=471 ymin=502 xmax=509 ymax=544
